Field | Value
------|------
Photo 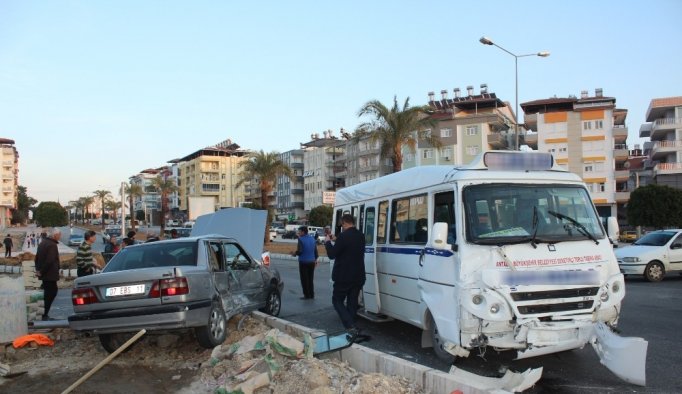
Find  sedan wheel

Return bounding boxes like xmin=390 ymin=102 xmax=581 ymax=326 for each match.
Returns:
xmin=196 ymin=302 xmax=227 ymax=348
xmin=260 ymin=289 xmax=281 ymax=317
xmin=644 ymin=261 xmax=665 ymax=282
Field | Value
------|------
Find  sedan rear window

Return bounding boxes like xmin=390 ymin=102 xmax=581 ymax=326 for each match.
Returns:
xmin=103 ymin=241 xmax=198 ymax=272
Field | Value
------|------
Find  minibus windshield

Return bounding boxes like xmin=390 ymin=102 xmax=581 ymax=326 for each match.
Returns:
xmin=463 ymin=184 xmax=605 ymax=245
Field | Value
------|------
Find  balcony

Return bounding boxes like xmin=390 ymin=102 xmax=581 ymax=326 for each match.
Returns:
xmin=614 ymin=169 xmax=630 ymax=183
xmin=0 ymin=199 xmax=13 ymax=206
xmin=290 ymin=162 xmax=304 ymax=169
xmin=639 ymin=123 xmax=652 ymax=138
xmin=291 ymin=202 xmax=304 ymax=209
xmin=291 ymin=189 xmax=304 ymax=195
xmin=651 ymin=117 xmax=682 ymax=140
xmin=2 ymin=175 xmax=13 ymax=180
xmin=522 ymin=133 xmax=538 ymax=149
xmin=615 ymin=191 xmax=630 ymax=203
xmin=651 ymin=140 xmax=682 ymax=160
xmin=613 ymin=125 xmax=628 ymax=144
xmin=358 ymin=164 xmax=380 ymax=173
xmin=487 ymin=133 xmax=509 ymax=149
xmin=2 ymin=160 xmax=13 ymax=166
xmin=524 ymin=113 xmax=538 ymax=130
xmin=613 ymin=144 xmax=628 ymax=163
xmin=654 ymin=162 xmax=682 ymax=176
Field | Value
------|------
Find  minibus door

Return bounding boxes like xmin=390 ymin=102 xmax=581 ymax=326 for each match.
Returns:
xmin=362 ymin=205 xmax=380 ymax=313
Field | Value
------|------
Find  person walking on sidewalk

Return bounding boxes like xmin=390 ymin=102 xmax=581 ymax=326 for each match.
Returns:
xmin=3 ymin=234 xmax=13 ymax=257
xmin=34 ymin=228 xmax=61 ymax=321
xmin=292 ymin=226 xmax=318 ymax=300
xmin=76 ymin=230 xmax=101 ymax=277
xmin=324 ymin=214 xmax=366 ymax=334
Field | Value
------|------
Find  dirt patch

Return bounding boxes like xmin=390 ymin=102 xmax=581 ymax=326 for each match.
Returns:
xmin=0 ymin=315 xmax=422 ymax=394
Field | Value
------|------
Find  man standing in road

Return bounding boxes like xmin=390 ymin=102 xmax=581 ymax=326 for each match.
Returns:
xmin=3 ymin=234 xmax=13 ymax=257
xmin=324 ymin=214 xmax=365 ymax=334
xmin=291 ymin=226 xmax=318 ymax=300
xmin=76 ymin=230 xmax=101 ymax=277
xmin=34 ymin=228 xmax=61 ymax=321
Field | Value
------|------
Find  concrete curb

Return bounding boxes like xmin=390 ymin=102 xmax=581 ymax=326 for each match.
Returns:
xmin=269 ymin=253 xmax=330 ymax=264
xmin=250 ymin=311 xmax=481 ymax=394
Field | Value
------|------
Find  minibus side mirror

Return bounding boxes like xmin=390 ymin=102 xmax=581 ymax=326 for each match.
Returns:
xmin=431 ymin=222 xmax=452 ymax=250
xmin=607 ymin=217 xmax=619 ymax=246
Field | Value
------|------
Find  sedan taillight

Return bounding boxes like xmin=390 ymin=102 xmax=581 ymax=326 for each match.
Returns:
xmin=149 ymin=277 xmax=189 ymax=298
xmin=72 ymin=288 xmax=98 ymax=305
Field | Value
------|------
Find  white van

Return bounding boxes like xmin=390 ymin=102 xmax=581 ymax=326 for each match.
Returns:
xmin=331 ymin=151 xmax=645 ymax=382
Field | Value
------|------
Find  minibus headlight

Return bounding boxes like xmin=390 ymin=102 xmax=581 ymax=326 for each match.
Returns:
xmin=600 ymin=292 xmax=610 ymax=302
xmin=490 ymin=303 xmax=500 ymax=314
xmin=472 ymin=295 xmax=483 ymax=305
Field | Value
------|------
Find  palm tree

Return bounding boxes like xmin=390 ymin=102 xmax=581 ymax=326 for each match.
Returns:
xmin=236 ymin=150 xmax=293 ymax=242
xmin=125 ymin=183 xmax=143 ymax=232
xmin=104 ymin=199 xmax=120 ymax=223
xmin=357 ymin=96 xmax=440 ymax=172
xmin=93 ymin=189 xmax=111 ymax=230
xmin=151 ymin=175 xmax=179 ymax=236
xmin=79 ymin=196 xmax=95 ymax=224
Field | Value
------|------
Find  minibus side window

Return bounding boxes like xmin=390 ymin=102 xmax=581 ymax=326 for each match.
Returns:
xmin=377 ymin=201 xmax=388 ymax=244
xmin=434 ymin=191 xmax=456 ymax=244
xmin=364 ymin=208 xmax=375 ymax=245
xmin=390 ymin=194 xmax=428 ymax=244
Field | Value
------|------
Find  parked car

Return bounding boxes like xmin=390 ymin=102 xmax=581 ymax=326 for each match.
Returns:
xmin=282 ymin=230 xmax=297 ymax=239
xmin=619 ymin=230 xmax=638 ymax=243
xmin=68 ymin=233 xmax=85 ymax=247
xmin=315 ymin=228 xmax=327 ymax=244
xmin=68 ymin=235 xmax=284 ymax=352
xmin=615 ymin=229 xmax=682 ymax=282
xmin=102 ymin=225 xmax=122 ymax=244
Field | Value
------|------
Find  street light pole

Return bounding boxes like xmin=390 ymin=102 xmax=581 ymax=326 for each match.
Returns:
xmin=479 ymin=36 xmax=550 ymax=150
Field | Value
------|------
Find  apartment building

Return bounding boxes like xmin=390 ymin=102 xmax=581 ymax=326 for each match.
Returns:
xmin=404 ymin=85 xmax=515 ymax=169
xmin=275 ymin=149 xmax=305 ymax=221
xmin=176 ymin=139 xmax=248 ymax=215
xmin=301 ymin=132 xmax=345 ymax=212
xmin=0 ymin=138 xmax=18 ymax=227
xmin=343 ymin=132 xmax=392 ymax=187
xmin=129 ymin=168 xmax=163 ymax=225
xmin=639 ymin=96 xmax=682 ymax=189
xmin=522 ymin=88 xmax=629 ymax=219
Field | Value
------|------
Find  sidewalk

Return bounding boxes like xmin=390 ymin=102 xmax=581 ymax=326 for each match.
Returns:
xmin=9 ymin=225 xmax=75 ymax=257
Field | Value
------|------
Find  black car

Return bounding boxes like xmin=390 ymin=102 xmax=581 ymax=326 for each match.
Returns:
xmin=282 ymin=230 xmax=298 ymax=239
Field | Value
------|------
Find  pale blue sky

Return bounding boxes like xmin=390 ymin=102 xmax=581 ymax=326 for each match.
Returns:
xmin=1 ymin=1 xmax=680 ymax=203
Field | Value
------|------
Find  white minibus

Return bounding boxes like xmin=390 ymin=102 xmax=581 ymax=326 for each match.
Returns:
xmin=330 ymin=151 xmax=646 ymax=383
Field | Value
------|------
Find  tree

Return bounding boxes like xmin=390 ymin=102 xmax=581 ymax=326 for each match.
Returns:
xmin=93 ymin=189 xmax=111 ymax=229
xmin=151 ymin=175 xmax=179 ymax=235
xmin=627 ymin=184 xmax=682 ymax=228
xmin=357 ymin=96 xmax=440 ymax=173
xmin=33 ymin=201 xmax=68 ymax=227
xmin=125 ymin=183 xmax=144 ymax=232
xmin=12 ymin=185 xmax=37 ymax=224
xmin=309 ymin=205 xmax=333 ymax=227
xmin=236 ymin=150 xmax=293 ymax=242
xmin=79 ymin=196 xmax=95 ymax=224
xmin=104 ymin=199 xmax=120 ymax=221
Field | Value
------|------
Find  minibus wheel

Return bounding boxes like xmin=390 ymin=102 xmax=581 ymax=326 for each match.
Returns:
xmin=429 ymin=314 xmax=456 ymax=364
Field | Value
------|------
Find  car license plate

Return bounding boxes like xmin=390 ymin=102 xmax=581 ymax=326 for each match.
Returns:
xmin=106 ymin=284 xmax=146 ymax=297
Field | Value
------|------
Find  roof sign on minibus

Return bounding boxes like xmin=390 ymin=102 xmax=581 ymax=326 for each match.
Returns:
xmin=483 ymin=151 xmax=554 ymax=171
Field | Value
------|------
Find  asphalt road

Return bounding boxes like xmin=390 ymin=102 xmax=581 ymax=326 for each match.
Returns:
xmin=45 ymin=254 xmax=681 ymax=393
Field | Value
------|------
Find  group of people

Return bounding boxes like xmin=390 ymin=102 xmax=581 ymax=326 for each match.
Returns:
xmin=292 ymin=214 xmax=366 ymax=334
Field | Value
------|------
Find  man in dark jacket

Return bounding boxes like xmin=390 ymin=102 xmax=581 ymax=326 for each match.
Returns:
xmin=34 ymin=228 xmax=61 ymax=321
xmin=324 ymin=214 xmax=366 ymax=333
xmin=291 ymin=226 xmax=319 ymax=300
xmin=3 ymin=234 xmax=13 ymax=257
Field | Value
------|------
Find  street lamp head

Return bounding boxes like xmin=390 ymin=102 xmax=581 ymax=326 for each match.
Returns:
xmin=537 ymin=51 xmax=550 ymax=57
xmin=479 ymin=36 xmax=494 ymax=45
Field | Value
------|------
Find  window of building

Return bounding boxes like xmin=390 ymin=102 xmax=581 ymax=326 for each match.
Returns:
xmin=466 ymin=125 xmax=478 ymax=136
xmin=390 ymin=194 xmax=428 ymax=244
xmin=420 ymin=129 xmax=432 ymax=139
xmin=595 ymin=120 xmax=603 ymax=129
xmin=441 ymin=147 xmax=452 ymax=160
xmin=585 ymin=165 xmax=593 ymax=172
xmin=202 ymin=184 xmax=220 ymax=192
xmin=405 ymin=153 xmax=414 ymax=162
xmin=559 ymin=147 xmax=567 ymax=153
xmin=466 ymin=145 xmax=480 ymax=155
xmin=423 ymin=149 xmax=433 ymax=159
xmin=440 ymin=128 xmax=452 ymax=138
xmin=583 ymin=121 xmax=592 ymax=130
